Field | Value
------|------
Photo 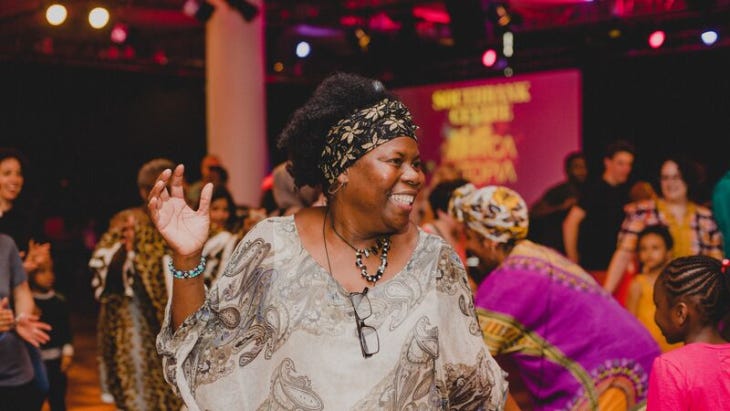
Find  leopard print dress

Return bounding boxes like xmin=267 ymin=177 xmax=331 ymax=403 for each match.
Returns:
xmin=90 ymin=207 xmax=182 ymax=411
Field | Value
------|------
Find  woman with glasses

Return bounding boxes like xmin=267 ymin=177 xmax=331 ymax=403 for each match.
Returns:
xmin=150 ymin=73 xmax=511 ymax=410
xmin=603 ymin=156 xmax=724 ymax=298
xmin=450 ymin=184 xmax=661 ymax=410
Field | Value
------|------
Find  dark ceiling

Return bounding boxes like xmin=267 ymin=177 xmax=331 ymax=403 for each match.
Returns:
xmin=1 ymin=0 xmax=728 ymax=85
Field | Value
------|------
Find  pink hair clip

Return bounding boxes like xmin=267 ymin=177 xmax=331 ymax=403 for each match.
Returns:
xmin=722 ymin=258 xmax=730 ymax=274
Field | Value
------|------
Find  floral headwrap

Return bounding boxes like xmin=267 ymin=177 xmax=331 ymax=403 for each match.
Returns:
xmin=319 ymin=97 xmax=418 ymax=185
xmin=449 ymin=184 xmax=529 ymax=244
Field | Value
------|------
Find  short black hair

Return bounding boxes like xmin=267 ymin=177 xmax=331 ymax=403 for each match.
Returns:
xmin=659 ymin=255 xmax=730 ymax=326
xmin=209 ymin=165 xmax=229 ymax=184
xmin=637 ymin=224 xmax=674 ymax=251
xmin=428 ymin=178 xmax=470 ymax=214
xmin=276 ymin=72 xmax=397 ymax=192
xmin=0 ymin=147 xmax=28 ymax=171
xmin=604 ymin=139 xmax=636 ymax=159
xmin=563 ymin=150 xmax=585 ymax=173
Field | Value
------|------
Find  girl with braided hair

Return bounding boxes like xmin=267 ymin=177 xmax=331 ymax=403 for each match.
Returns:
xmin=646 ymin=255 xmax=730 ymax=410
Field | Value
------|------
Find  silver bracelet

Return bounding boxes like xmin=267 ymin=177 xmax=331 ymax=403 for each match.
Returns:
xmin=168 ymin=257 xmax=207 ymax=279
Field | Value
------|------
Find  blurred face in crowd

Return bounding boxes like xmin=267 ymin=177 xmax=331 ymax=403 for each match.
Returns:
xmin=208 ymin=168 xmax=225 ymax=187
xmin=201 ymin=155 xmax=221 ymax=179
xmin=463 ymin=228 xmax=501 ymax=273
xmin=567 ymin=156 xmax=588 ymax=184
xmin=638 ymin=232 xmax=671 ymax=274
xmin=32 ymin=262 xmax=56 ymax=293
xmin=604 ymin=151 xmax=634 ymax=185
xmin=0 ymin=157 xmax=24 ymax=208
xmin=659 ymin=160 xmax=688 ymax=202
xmin=209 ymin=198 xmax=231 ymax=230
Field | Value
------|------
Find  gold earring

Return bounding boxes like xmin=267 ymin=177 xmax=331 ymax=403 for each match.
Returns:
xmin=328 ymin=181 xmax=345 ymax=195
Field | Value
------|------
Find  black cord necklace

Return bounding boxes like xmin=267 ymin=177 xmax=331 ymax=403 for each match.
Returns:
xmin=327 ymin=210 xmax=390 ymax=284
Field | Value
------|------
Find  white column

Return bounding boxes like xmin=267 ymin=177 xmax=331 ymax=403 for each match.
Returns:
xmin=205 ymin=0 xmax=267 ymax=207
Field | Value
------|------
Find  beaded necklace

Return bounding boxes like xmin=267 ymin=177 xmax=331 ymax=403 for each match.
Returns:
xmin=326 ymin=210 xmax=390 ymax=284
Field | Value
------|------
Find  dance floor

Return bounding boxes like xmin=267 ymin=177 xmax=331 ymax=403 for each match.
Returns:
xmin=46 ymin=308 xmax=115 ymax=411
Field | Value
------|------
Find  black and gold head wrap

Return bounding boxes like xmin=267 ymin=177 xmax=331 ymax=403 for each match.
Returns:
xmin=319 ymin=97 xmax=418 ymax=185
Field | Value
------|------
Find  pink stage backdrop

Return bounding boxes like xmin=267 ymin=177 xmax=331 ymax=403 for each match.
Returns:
xmin=395 ymin=69 xmax=581 ymax=206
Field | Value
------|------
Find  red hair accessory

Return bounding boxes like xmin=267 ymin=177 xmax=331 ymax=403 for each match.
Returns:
xmin=722 ymin=258 xmax=730 ymax=274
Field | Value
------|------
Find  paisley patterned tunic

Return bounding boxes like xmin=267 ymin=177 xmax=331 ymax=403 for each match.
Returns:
xmin=157 ymin=216 xmax=508 ymax=411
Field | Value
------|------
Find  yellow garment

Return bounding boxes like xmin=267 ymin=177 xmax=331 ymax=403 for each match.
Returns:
xmin=597 ymin=388 xmax=628 ymax=411
xmin=633 ymin=274 xmax=683 ymax=353
xmin=656 ymin=199 xmax=696 ymax=257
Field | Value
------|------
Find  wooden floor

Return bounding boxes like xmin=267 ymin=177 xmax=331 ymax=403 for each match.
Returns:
xmin=44 ymin=307 xmax=116 ymax=411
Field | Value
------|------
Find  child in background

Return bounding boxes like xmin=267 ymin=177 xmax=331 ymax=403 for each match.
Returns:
xmin=28 ymin=258 xmax=73 ymax=411
xmin=646 ymin=255 xmax=730 ymax=410
xmin=200 ymin=186 xmax=240 ymax=287
xmin=625 ymin=225 xmax=683 ymax=352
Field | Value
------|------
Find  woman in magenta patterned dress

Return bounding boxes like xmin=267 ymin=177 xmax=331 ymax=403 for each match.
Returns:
xmin=450 ymin=184 xmax=661 ymax=410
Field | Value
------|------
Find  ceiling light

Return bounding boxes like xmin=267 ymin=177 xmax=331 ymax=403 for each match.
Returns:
xmin=88 ymin=7 xmax=110 ymax=29
xmin=46 ymin=4 xmax=68 ymax=26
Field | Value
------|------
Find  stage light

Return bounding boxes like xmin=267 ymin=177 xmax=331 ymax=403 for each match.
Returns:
xmin=110 ymin=23 xmax=128 ymax=44
xmin=701 ymin=30 xmax=718 ymax=46
xmin=122 ymin=45 xmax=135 ymax=59
xmin=183 ymin=0 xmax=214 ymax=23
xmin=489 ymin=4 xmax=511 ymax=27
xmin=648 ymin=30 xmax=665 ymax=48
xmin=88 ymin=7 xmax=110 ymax=29
xmin=502 ymin=31 xmax=514 ymax=57
xmin=273 ymin=62 xmax=284 ymax=72
xmin=482 ymin=49 xmax=498 ymax=67
xmin=46 ymin=4 xmax=67 ymax=26
xmin=153 ymin=49 xmax=168 ymax=65
xmin=295 ymin=41 xmax=311 ymax=58
xmin=354 ymin=28 xmax=371 ymax=51
xmin=486 ymin=2 xmax=521 ymax=30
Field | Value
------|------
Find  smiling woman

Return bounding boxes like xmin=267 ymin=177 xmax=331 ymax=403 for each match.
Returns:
xmin=0 ymin=149 xmax=31 ymax=249
xmin=149 ymin=72 xmax=513 ymax=410
xmin=603 ymin=156 xmax=724 ymax=296
xmin=0 ymin=149 xmax=52 ymax=276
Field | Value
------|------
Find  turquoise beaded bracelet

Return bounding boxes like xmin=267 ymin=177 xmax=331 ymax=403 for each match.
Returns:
xmin=168 ymin=257 xmax=207 ymax=279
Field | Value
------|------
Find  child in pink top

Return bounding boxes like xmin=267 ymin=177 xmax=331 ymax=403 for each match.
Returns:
xmin=646 ymin=255 xmax=730 ymax=410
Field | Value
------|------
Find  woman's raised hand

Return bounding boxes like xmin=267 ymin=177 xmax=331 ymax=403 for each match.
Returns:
xmin=148 ymin=164 xmax=212 ymax=257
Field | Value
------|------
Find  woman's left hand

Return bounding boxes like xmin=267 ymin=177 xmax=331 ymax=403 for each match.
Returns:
xmin=148 ymin=164 xmax=211 ymax=258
